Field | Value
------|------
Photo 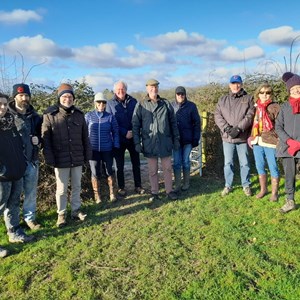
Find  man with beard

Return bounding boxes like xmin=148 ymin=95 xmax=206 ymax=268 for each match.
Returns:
xmin=8 ymin=83 xmax=42 ymax=230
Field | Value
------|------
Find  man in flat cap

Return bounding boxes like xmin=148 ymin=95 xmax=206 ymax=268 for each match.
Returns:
xmin=132 ymin=79 xmax=180 ymax=201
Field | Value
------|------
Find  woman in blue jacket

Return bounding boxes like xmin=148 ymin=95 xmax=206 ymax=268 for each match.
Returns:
xmin=85 ymin=92 xmax=119 ymax=203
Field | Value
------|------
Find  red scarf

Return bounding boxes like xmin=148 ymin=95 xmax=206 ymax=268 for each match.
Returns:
xmin=289 ymin=97 xmax=300 ymax=114
xmin=251 ymin=99 xmax=273 ymax=137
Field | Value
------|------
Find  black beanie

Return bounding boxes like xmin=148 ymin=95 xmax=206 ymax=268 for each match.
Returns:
xmin=13 ymin=83 xmax=31 ymax=98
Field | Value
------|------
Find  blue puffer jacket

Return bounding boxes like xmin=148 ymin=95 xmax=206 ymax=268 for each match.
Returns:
xmin=85 ymin=110 xmax=120 ymax=152
xmin=172 ymin=99 xmax=201 ymax=146
xmin=106 ymin=94 xmax=137 ymax=144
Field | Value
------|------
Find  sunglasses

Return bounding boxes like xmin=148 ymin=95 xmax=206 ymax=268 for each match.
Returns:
xmin=259 ymin=91 xmax=271 ymax=95
xmin=176 ymin=93 xmax=185 ymax=96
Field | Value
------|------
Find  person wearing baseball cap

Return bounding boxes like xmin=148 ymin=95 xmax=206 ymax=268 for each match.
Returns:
xmin=215 ymin=75 xmax=255 ymax=197
xmin=172 ymin=86 xmax=201 ymax=193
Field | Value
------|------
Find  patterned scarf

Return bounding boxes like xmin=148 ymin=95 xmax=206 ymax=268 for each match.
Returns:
xmin=289 ymin=97 xmax=300 ymax=114
xmin=251 ymin=99 xmax=273 ymax=137
xmin=0 ymin=112 xmax=15 ymax=131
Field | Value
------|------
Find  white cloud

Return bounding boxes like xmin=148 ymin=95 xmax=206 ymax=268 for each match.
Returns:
xmin=0 ymin=9 xmax=42 ymax=25
xmin=141 ymin=29 xmax=224 ymax=54
xmin=220 ymin=46 xmax=264 ymax=62
xmin=259 ymin=26 xmax=300 ymax=46
xmin=73 ymin=43 xmax=118 ymax=67
xmin=3 ymin=35 xmax=72 ymax=59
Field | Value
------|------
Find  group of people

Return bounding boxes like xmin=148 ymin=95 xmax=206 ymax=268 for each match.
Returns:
xmin=215 ymin=72 xmax=300 ymax=215
xmin=0 ymin=79 xmax=201 ymax=258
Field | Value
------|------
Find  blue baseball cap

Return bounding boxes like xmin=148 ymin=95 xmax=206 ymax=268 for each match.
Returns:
xmin=229 ymin=75 xmax=243 ymax=83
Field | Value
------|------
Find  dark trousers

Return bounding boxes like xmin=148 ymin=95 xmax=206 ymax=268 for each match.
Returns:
xmin=114 ymin=141 xmax=141 ymax=189
xmin=89 ymin=150 xmax=113 ymax=179
xmin=282 ymin=157 xmax=298 ymax=200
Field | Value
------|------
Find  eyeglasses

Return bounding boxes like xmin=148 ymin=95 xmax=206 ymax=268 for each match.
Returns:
xmin=176 ymin=93 xmax=185 ymax=96
xmin=259 ymin=91 xmax=271 ymax=95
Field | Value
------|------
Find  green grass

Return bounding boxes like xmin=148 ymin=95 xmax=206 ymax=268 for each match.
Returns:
xmin=1 ymin=175 xmax=300 ymax=299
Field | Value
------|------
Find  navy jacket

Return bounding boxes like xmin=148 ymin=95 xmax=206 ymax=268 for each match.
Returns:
xmin=106 ymin=94 xmax=137 ymax=144
xmin=172 ymin=99 xmax=201 ymax=146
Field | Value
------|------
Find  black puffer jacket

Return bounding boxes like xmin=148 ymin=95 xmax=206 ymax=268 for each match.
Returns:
xmin=0 ymin=113 xmax=26 ymax=181
xmin=42 ymin=105 xmax=92 ymax=168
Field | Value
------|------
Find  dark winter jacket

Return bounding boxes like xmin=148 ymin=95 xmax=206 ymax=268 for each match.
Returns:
xmin=85 ymin=110 xmax=119 ymax=152
xmin=172 ymin=99 xmax=201 ymax=146
xmin=0 ymin=112 xmax=26 ymax=181
xmin=276 ymin=102 xmax=300 ymax=158
xmin=106 ymin=94 xmax=137 ymax=144
xmin=42 ymin=104 xmax=92 ymax=168
xmin=132 ymin=95 xmax=180 ymax=158
xmin=214 ymin=89 xmax=255 ymax=143
xmin=8 ymin=101 xmax=42 ymax=162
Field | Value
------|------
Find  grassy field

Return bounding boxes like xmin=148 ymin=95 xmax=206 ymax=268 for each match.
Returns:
xmin=0 ymin=174 xmax=300 ymax=300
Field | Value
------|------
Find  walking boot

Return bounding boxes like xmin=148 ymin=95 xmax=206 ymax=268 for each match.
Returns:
xmin=107 ymin=176 xmax=117 ymax=202
xmin=91 ymin=177 xmax=102 ymax=204
xmin=173 ymin=169 xmax=182 ymax=193
xmin=256 ymin=174 xmax=267 ymax=199
xmin=280 ymin=199 xmax=296 ymax=213
xmin=181 ymin=169 xmax=190 ymax=191
xmin=269 ymin=177 xmax=279 ymax=202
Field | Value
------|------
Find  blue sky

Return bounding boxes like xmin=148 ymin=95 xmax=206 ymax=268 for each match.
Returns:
xmin=1 ymin=0 xmax=300 ymax=92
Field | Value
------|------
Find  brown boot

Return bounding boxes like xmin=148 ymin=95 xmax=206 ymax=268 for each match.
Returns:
xmin=269 ymin=177 xmax=279 ymax=202
xmin=256 ymin=174 xmax=267 ymax=199
xmin=181 ymin=169 xmax=190 ymax=191
xmin=91 ymin=177 xmax=101 ymax=203
xmin=107 ymin=176 xmax=116 ymax=202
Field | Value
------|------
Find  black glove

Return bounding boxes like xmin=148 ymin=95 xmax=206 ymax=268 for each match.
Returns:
xmin=192 ymin=139 xmax=199 ymax=148
xmin=224 ymin=125 xmax=233 ymax=133
xmin=135 ymin=144 xmax=142 ymax=153
xmin=228 ymin=127 xmax=241 ymax=138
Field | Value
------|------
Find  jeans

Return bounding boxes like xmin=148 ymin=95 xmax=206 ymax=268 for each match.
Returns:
xmin=22 ymin=161 xmax=39 ymax=222
xmin=54 ymin=166 xmax=82 ymax=215
xmin=223 ymin=142 xmax=251 ymax=188
xmin=253 ymin=145 xmax=279 ymax=178
xmin=114 ymin=141 xmax=141 ymax=189
xmin=173 ymin=144 xmax=193 ymax=171
xmin=0 ymin=179 xmax=22 ymax=231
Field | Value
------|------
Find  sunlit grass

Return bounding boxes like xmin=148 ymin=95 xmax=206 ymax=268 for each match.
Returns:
xmin=0 ymin=174 xmax=300 ymax=299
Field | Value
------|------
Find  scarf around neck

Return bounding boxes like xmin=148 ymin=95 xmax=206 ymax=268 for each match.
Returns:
xmin=251 ymin=99 xmax=273 ymax=137
xmin=289 ymin=97 xmax=300 ymax=114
